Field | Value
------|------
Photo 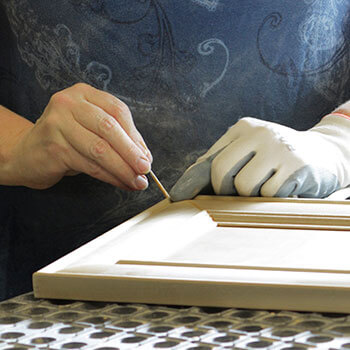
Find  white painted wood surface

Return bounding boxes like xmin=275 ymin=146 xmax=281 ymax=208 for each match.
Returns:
xmin=33 ymin=195 xmax=350 ymax=312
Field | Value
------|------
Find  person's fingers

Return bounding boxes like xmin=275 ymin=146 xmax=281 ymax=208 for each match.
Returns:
xmin=196 ymin=124 xmax=241 ymax=163
xmin=261 ymin=166 xmax=340 ymax=198
xmin=60 ymin=118 xmax=149 ymax=190
xmin=211 ymin=137 xmax=256 ymax=195
xmin=77 ymin=83 xmax=152 ymax=161
xmin=259 ymin=167 xmax=295 ymax=197
xmin=170 ymin=119 xmax=262 ymax=200
xmin=233 ymin=154 xmax=276 ymax=196
xmin=169 ymin=154 xmax=218 ymax=201
xmin=70 ymin=100 xmax=151 ymax=176
xmin=64 ymin=148 xmax=134 ymax=190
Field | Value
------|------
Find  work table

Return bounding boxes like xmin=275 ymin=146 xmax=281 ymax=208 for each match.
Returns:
xmin=1 ymin=292 xmax=350 ymax=349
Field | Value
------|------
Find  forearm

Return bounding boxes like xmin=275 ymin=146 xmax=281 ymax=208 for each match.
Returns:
xmin=0 ymin=105 xmax=34 ymax=185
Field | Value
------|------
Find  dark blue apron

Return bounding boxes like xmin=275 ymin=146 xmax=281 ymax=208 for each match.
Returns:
xmin=1 ymin=0 xmax=350 ymax=299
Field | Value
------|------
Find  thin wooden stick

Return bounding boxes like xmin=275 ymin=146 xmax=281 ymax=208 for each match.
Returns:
xmin=149 ymin=170 xmax=170 ymax=199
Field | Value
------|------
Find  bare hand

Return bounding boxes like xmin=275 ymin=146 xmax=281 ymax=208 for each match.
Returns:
xmin=10 ymin=83 xmax=152 ymax=190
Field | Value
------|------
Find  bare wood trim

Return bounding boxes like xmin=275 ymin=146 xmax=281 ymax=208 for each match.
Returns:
xmin=207 ymin=210 xmax=350 ymax=230
xmin=116 ymin=260 xmax=350 ymax=274
xmin=216 ymin=222 xmax=350 ymax=231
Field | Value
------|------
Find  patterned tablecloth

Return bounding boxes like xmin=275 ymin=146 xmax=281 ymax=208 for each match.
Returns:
xmin=1 ymin=292 xmax=350 ymax=349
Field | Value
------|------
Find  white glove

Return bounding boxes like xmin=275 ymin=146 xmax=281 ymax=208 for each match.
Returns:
xmin=170 ymin=114 xmax=350 ymax=201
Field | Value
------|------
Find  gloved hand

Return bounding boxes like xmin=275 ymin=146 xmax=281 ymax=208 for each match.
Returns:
xmin=170 ymin=114 xmax=350 ymax=201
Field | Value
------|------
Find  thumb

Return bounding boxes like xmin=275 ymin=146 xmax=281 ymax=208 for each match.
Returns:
xmin=170 ymin=153 xmax=217 ymax=201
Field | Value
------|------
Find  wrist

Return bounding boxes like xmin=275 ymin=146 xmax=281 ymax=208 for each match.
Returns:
xmin=312 ymin=113 xmax=350 ymax=187
xmin=325 ymin=112 xmax=350 ymax=121
xmin=0 ymin=117 xmax=34 ymax=186
xmin=332 ymin=100 xmax=350 ymax=119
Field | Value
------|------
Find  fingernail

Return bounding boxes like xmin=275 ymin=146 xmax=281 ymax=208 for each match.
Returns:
xmin=137 ymin=156 xmax=151 ymax=174
xmin=134 ymin=175 xmax=148 ymax=190
xmin=145 ymin=149 xmax=153 ymax=163
xmin=137 ymin=142 xmax=153 ymax=163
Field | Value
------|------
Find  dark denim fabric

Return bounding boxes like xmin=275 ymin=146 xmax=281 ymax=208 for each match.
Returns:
xmin=1 ymin=0 xmax=350 ymax=300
